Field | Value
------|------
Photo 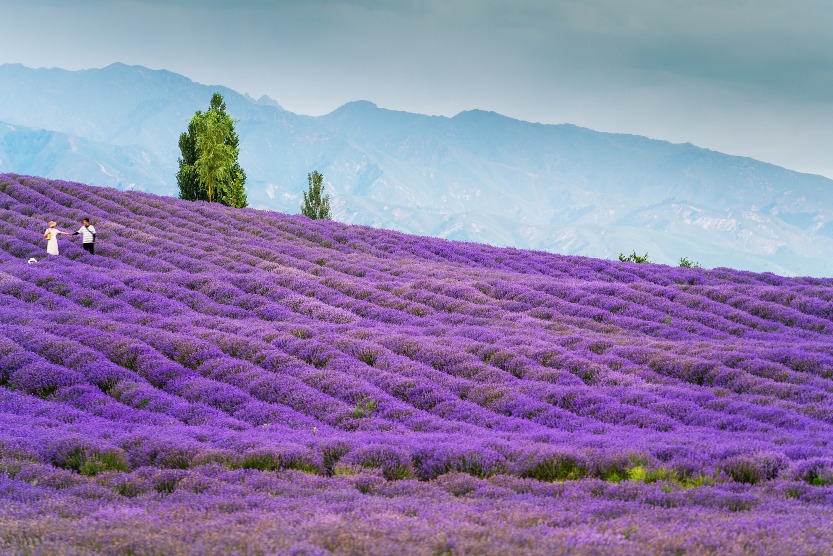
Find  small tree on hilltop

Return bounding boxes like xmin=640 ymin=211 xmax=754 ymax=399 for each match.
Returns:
xmin=177 ymin=93 xmax=247 ymax=207
xmin=618 ymin=251 xmax=651 ymax=264
xmin=301 ymin=171 xmax=331 ymax=220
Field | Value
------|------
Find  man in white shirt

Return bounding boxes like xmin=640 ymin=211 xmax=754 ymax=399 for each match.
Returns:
xmin=73 ymin=218 xmax=97 ymax=255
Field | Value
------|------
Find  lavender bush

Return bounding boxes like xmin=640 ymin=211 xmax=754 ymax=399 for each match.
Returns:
xmin=1 ymin=173 xmax=832 ymax=554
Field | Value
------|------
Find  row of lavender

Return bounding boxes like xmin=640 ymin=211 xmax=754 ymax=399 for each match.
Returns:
xmin=1 ymin=173 xmax=832 ymax=552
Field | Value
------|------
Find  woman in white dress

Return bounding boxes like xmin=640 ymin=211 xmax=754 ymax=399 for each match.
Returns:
xmin=44 ymin=221 xmax=70 ymax=255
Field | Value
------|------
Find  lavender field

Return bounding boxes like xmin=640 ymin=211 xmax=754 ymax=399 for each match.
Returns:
xmin=0 ymin=173 xmax=832 ymax=554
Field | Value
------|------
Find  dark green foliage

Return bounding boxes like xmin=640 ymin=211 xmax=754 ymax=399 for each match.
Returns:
xmin=154 ymin=473 xmax=181 ymax=494
xmin=177 ymin=118 xmax=202 ymax=202
xmin=679 ymin=257 xmax=701 ymax=268
xmin=239 ymin=449 xmax=320 ymax=474
xmin=321 ymin=442 xmax=351 ymax=476
xmin=521 ymin=454 xmax=588 ymax=481
xmin=353 ymin=398 xmax=378 ymax=418
xmin=177 ymin=93 xmax=247 ymax=208
xmin=111 ymin=477 xmax=142 ymax=498
xmin=793 ymin=459 xmax=833 ymax=487
xmin=282 ymin=454 xmax=321 ymax=475
xmin=241 ymin=450 xmax=280 ymax=471
xmin=618 ymin=251 xmax=651 ymax=264
xmin=720 ymin=452 xmax=788 ymax=485
xmin=54 ymin=445 xmax=128 ymax=476
xmin=356 ymin=348 xmax=379 ymax=367
xmin=355 ymin=448 xmax=413 ymax=480
xmin=301 ymin=171 xmax=331 ymax=220
xmin=290 ymin=328 xmax=313 ymax=339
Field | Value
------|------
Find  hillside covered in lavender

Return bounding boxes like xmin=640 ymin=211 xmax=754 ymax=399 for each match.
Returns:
xmin=1 ymin=173 xmax=832 ymax=554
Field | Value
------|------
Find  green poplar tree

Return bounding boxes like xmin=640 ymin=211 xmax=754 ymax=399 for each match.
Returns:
xmin=194 ymin=110 xmax=234 ymax=203
xmin=301 ymin=171 xmax=331 ymax=220
xmin=177 ymin=93 xmax=247 ymax=207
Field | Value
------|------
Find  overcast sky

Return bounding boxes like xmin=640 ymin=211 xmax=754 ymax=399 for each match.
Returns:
xmin=2 ymin=0 xmax=832 ymax=178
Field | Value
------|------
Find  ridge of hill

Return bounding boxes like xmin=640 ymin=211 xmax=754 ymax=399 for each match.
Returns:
xmin=0 ymin=119 xmax=170 ymax=190
xmin=2 ymin=63 xmax=833 ymax=276
xmin=0 ymin=173 xmax=832 ymax=553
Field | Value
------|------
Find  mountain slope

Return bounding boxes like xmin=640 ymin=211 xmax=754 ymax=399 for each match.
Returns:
xmin=319 ymin=104 xmax=833 ymax=275
xmin=1 ymin=63 xmax=832 ymax=276
xmin=0 ymin=63 xmax=285 ymax=158
xmin=0 ymin=173 xmax=832 ymax=553
xmin=0 ymin=120 xmax=172 ymax=191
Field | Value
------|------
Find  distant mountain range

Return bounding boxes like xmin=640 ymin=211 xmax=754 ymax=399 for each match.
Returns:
xmin=1 ymin=62 xmax=832 ymax=276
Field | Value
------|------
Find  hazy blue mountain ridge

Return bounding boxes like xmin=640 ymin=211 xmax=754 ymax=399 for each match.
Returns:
xmin=0 ymin=119 xmax=170 ymax=191
xmin=314 ymin=102 xmax=833 ymax=275
xmin=0 ymin=63 xmax=285 ymax=163
xmin=1 ymin=63 xmax=831 ymax=276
